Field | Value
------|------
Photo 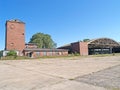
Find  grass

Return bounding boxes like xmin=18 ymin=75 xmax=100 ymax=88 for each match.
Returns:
xmin=1 ymin=56 xmax=31 ymax=60
xmin=106 ymin=87 xmax=120 ymax=90
xmin=91 ymin=53 xmax=120 ymax=57
xmin=36 ymin=55 xmax=81 ymax=60
xmin=0 ymin=55 xmax=75 ymax=60
xmin=1 ymin=53 xmax=120 ymax=60
xmin=69 ymin=78 xmax=75 ymax=80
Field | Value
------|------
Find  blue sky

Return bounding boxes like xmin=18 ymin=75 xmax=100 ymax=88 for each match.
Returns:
xmin=0 ymin=0 xmax=120 ymax=50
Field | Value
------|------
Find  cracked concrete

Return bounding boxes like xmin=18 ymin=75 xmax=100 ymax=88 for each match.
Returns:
xmin=0 ymin=56 xmax=120 ymax=90
xmin=75 ymin=65 xmax=120 ymax=89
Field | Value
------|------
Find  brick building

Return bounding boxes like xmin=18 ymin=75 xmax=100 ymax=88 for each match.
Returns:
xmin=5 ymin=19 xmax=25 ymax=56
xmin=58 ymin=42 xmax=88 ymax=55
xmin=4 ymin=19 xmax=68 ymax=58
xmin=71 ymin=42 xmax=88 ymax=55
xmin=4 ymin=19 xmax=120 ymax=57
xmin=23 ymin=48 xmax=68 ymax=58
xmin=58 ymin=38 xmax=120 ymax=55
xmin=24 ymin=43 xmax=68 ymax=58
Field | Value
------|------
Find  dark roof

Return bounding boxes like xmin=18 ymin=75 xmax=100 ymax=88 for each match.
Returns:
xmin=25 ymin=43 xmax=37 ymax=45
xmin=24 ymin=48 xmax=68 ymax=52
xmin=57 ymin=44 xmax=71 ymax=49
xmin=87 ymin=37 xmax=120 ymax=48
xmin=88 ymin=38 xmax=119 ymax=45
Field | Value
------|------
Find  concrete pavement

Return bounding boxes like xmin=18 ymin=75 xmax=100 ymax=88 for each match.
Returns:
xmin=0 ymin=56 xmax=120 ymax=90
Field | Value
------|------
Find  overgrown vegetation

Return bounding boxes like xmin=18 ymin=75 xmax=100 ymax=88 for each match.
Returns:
xmin=83 ymin=39 xmax=90 ymax=42
xmin=7 ymin=50 xmax=17 ymax=58
xmin=106 ymin=87 xmax=120 ymax=90
xmin=0 ymin=50 xmax=3 ymax=59
xmin=1 ymin=56 xmax=30 ymax=60
xmin=1 ymin=52 xmax=120 ymax=60
xmin=74 ymin=52 xmax=80 ymax=56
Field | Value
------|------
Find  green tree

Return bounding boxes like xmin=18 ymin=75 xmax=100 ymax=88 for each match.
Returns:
xmin=0 ymin=50 xmax=3 ymax=58
xmin=83 ymin=39 xmax=90 ymax=42
xmin=29 ymin=32 xmax=57 ymax=48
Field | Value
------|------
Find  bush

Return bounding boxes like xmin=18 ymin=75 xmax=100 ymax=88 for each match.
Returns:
xmin=74 ymin=52 xmax=80 ymax=56
xmin=7 ymin=50 xmax=17 ymax=58
xmin=0 ymin=51 xmax=3 ymax=57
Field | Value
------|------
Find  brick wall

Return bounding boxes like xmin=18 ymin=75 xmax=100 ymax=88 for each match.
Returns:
xmin=71 ymin=42 xmax=88 ymax=55
xmin=24 ymin=51 xmax=68 ymax=58
xmin=71 ymin=42 xmax=80 ymax=53
xmin=79 ymin=42 xmax=88 ymax=55
xmin=5 ymin=20 xmax=25 ymax=55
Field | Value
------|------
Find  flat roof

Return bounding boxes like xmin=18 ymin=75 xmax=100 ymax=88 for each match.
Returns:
xmin=6 ymin=19 xmax=25 ymax=24
xmin=24 ymin=48 xmax=68 ymax=52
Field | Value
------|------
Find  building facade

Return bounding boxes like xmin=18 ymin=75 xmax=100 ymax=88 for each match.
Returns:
xmin=58 ymin=38 xmax=120 ymax=55
xmin=71 ymin=42 xmax=88 ymax=55
xmin=58 ymin=42 xmax=88 ymax=55
xmin=5 ymin=19 xmax=25 ymax=56
xmin=23 ymin=48 xmax=68 ymax=58
xmin=88 ymin=38 xmax=120 ymax=55
xmin=5 ymin=19 xmax=120 ymax=57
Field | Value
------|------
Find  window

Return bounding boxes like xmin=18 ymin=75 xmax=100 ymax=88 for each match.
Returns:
xmin=43 ymin=52 xmax=47 ymax=56
xmin=49 ymin=52 xmax=52 ymax=56
xmin=36 ymin=52 xmax=40 ymax=56
xmin=10 ymin=43 xmax=14 ymax=46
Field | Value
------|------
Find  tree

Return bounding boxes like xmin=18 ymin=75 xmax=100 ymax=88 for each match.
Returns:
xmin=83 ymin=39 xmax=90 ymax=42
xmin=0 ymin=50 xmax=3 ymax=58
xmin=29 ymin=32 xmax=57 ymax=48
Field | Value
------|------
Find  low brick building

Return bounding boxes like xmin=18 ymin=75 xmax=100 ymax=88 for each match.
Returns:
xmin=58 ymin=42 xmax=88 ymax=55
xmin=71 ymin=42 xmax=88 ymax=55
xmin=25 ymin=43 xmax=38 ymax=49
xmin=23 ymin=48 xmax=68 ymax=58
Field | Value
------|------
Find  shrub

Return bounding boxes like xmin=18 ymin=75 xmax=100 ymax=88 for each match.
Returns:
xmin=74 ymin=52 xmax=80 ymax=56
xmin=0 ymin=51 xmax=3 ymax=57
xmin=7 ymin=50 xmax=17 ymax=58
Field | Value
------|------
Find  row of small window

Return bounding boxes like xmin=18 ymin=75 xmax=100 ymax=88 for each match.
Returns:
xmin=36 ymin=52 xmax=63 ymax=56
xmin=90 ymin=49 xmax=110 ymax=51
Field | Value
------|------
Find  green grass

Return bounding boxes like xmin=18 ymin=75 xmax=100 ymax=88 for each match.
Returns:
xmin=1 ymin=53 xmax=120 ymax=60
xmin=90 ymin=53 xmax=120 ymax=57
xmin=1 ymin=56 xmax=31 ymax=60
xmin=36 ymin=55 xmax=81 ymax=60
xmin=106 ymin=87 xmax=120 ymax=90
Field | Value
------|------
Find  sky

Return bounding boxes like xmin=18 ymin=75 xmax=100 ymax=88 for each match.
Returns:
xmin=0 ymin=0 xmax=120 ymax=50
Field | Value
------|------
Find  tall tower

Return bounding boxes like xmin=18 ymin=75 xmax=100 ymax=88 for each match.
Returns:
xmin=5 ymin=19 xmax=25 ymax=55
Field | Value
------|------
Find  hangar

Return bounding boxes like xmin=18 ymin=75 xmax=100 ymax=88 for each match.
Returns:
xmin=88 ymin=38 xmax=120 ymax=55
xmin=58 ymin=38 xmax=120 ymax=55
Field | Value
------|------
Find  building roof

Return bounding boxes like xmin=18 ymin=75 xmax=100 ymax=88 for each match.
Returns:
xmin=58 ymin=37 xmax=120 ymax=49
xmin=87 ymin=37 xmax=120 ymax=48
xmin=57 ymin=44 xmax=71 ymax=49
xmin=24 ymin=48 xmax=68 ymax=52
xmin=7 ymin=19 xmax=25 ymax=24
xmin=25 ymin=43 xmax=37 ymax=45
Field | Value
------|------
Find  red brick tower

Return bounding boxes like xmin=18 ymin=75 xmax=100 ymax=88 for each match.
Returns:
xmin=5 ymin=19 xmax=25 ymax=55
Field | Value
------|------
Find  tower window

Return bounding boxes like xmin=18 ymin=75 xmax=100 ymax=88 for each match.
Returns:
xmin=10 ymin=43 xmax=14 ymax=46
